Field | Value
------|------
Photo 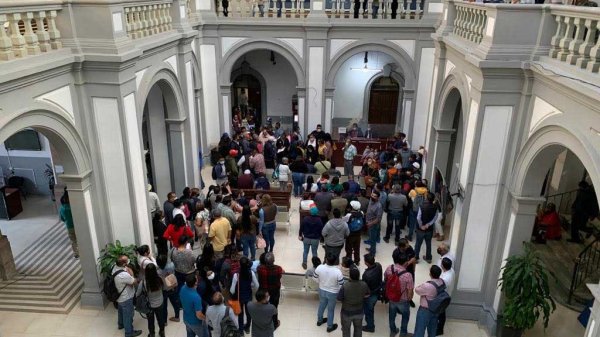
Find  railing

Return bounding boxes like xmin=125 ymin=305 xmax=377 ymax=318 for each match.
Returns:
xmin=549 ymin=7 xmax=600 ymax=73
xmin=452 ymin=2 xmax=487 ymax=44
xmin=124 ymin=1 xmax=173 ymax=40
xmin=0 ymin=5 xmax=62 ymax=61
xmin=216 ymin=0 xmax=426 ymax=19
xmin=545 ymin=189 xmax=578 ymax=215
xmin=569 ymin=238 xmax=600 ymax=304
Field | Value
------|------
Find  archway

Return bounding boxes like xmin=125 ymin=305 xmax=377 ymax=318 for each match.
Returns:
xmin=231 ymin=61 xmax=267 ymax=126
xmin=367 ymin=76 xmax=400 ymax=135
xmin=0 ymin=107 xmax=103 ymax=311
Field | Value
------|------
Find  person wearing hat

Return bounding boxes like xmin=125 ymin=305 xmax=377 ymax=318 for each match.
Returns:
xmin=147 ymin=184 xmax=161 ymax=216
xmin=344 ymin=201 xmax=365 ymax=265
xmin=299 ymin=207 xmax=325 ymax=270
xmin=238 ymin=169 xmax=255 ymax=189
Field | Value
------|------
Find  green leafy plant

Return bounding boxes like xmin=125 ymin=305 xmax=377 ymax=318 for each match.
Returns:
xmin=498 ymin=243 xmax=556 ymax=331
xmin=98 ymin=240 xmax=138 ymax=277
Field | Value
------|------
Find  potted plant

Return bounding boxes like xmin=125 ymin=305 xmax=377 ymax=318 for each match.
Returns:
xmin=497 ymin=243 xmax=556 ymax=337
xmin=98 ymin=240 xmax=139 ymax=277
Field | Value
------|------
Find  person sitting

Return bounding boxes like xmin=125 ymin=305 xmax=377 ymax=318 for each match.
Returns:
xmin=237 ymin=169 xmax=254 ymax=189
xmin=535 ymin=202 xmax=562 ymax=241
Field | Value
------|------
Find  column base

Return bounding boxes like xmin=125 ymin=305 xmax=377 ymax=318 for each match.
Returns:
xmin=447 ymin=300 xmax=498 ymax=336
xmin=80 ymin=290 xmax=107 ymax=310
xmin=0 ymin=235 xmax=17 ymax=280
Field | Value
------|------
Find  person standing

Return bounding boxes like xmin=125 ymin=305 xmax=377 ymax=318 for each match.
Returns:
xmin=230 ymin=257 xmax=260 ymax=334
xmin=365 ymin=190 xmax=383 ymax=256
xmin=414 ymin=266 xmax=445 ymax=337
xmin=569 ymin=181 xmax=599 ymax=243
xmin=239 ymin=205 xmax=259 ymax=261
xmin=258 ymin=195 xmax=278 ymax=253
xmin=257 ymin=252 xmax=284 ymax=321
xmin=206 ymin=292 xmax=238 ymax=337
xmin=156 ymin=254 xmax=180 ymax=323
xmin=276 ymin=157 xmax=291 ymax=192
xmin=289 ymin=155 xmax=309 ymax=197
xmin=113 ymin=255 xmax=142 ymax=337
xmin=414 ymin=193 xmax=438 ymax=264
xmin=208 ymin=208 xmax=232 ymax=260
xmin=385 ymin=253 xmax=414 ymax=337
xmin=343 ymin=139 xmax=358 ymax=176
xmin=247 ymin=289 xmax=279 ymax=337
xmin=180 ymin=273 xmax=207 ymax=337
xmin=361 ymin=254 xmax=382 ymax=333
xmin=152 ymin=211 xmax=168 ymax=256
xmin=344 ymin=201 xmax=364 ymax=265
xmin=384 ymin=185 xmax=408 ymax=245
xmin=171 ymin=236 xmax=196 ymax=295
xmin=138 ymin=264 xmax=166 ymax=337
xmin=299 ymin=207 xmax=325 ymax=270
xmin=249 ymin=149 xmax=267 ymax=176
xmin=148 ymin=184 xmax=161 ymax=216
xmin=322 ymin=208 xmax=350 ymax=265
xmin=163 ymin=214 xmax=193 ymax=249
xmin=437 ymin=258 xmax=455 ymax=336
xmin=59 ymin=194 xmax=78 ymax=258
xmin=314 ymin=253 xmax=345 ymax=333
xmin=338 ymin=268 xmax=370 ymax=337
xmin=163 ymin=192 xmax=177 ymax=226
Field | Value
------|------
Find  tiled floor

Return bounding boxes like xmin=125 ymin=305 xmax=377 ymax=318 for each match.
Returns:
xmin=0 ymin=168 xmax=587 ymax=337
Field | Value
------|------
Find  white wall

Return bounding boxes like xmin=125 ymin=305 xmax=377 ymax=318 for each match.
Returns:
xmin=333 ymin=52 xmax=396 ymax=119
xmin=231 ymin=50 xmax=298 ymax=117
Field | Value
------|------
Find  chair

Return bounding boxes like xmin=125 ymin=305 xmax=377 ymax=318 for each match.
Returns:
xmin=275 ymin=211 xmax=290 ymax=235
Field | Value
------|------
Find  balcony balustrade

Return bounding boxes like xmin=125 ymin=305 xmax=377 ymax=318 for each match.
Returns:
xmin=124 ymin=1 xmax=173 ymax=39
xmin=549 ymin=7 xmax=600 ymax=72
xmin=0 ymin=1 xmax=62 ymax=61
xmin=453 ymin=2 xmax=487 ymax=44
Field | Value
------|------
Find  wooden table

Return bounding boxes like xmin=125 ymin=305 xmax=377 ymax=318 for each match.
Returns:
xmin=0 ymin=187 xmax=22 ymax=220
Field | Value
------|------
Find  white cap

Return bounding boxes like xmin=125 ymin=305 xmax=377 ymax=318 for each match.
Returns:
xmin=350 ymin=201 xmax=361 ymax=210
xmin=244 ymin=169 xmax=251 ymax=174
xmin=412 ymin=162 xmax=421 ymax=170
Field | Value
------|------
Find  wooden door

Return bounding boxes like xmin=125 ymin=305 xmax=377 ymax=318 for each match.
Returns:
xmin=368 ymin=89 xmax=399 ymax=124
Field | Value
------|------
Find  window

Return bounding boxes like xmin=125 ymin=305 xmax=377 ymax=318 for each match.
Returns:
xmin=4 ymin=129 xmax=42 ymax=151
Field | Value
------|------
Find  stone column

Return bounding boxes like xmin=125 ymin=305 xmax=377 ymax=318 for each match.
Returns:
xmin=505 ymin=195 xmax=544 ymax=256
xmin=401 ymin=89 xmax=414 ymax=137
xmin=61 ymin=171 xmax=105 ymax=309
xmin=147 ymin=89 xmax=173 ymax=200
xmin=428 ymin=127 xmax=455 ymax=184
xmin=220 ymin=84 xmax=232 ymax=135
xmin=297 ymin=87 xmax=307 ymax=139
xmin=199 ymin=42 xmax=221 ymax=147
xmin=585 ymin=284 xmax=600 ymax=337
xmin=165 ymin=119 xmax=189 ymax=193
xmin=324 ymin=88 xmax=335 ymax=134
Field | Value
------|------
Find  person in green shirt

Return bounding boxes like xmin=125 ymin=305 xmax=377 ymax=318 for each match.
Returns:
xmin=59 ymin=194 xmax=79 ymax=259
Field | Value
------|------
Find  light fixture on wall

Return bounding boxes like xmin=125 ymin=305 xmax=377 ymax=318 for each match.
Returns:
xmin=350 ymin=51 xmax=382 ymax=72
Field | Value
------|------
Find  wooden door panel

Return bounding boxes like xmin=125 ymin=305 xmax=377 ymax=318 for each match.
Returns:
xmin=369 ymin=90 xmax=398 ymax=124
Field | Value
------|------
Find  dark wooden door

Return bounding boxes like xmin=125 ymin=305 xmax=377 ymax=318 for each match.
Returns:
xmin=368 ymin=89 xmax=399 ymax=124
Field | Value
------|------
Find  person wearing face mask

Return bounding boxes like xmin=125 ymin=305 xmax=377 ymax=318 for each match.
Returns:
xmin=342 ymin=140 xmax=357 ymax=176
xmin=113 ymin=255 xmax=142 ymax=337
xmin=311 ymin=124 xmax=325 ymax=141
xmin=212 ymin=157 xmax=229 ymax=186
xmin=348 ymin=123 xmax=363 ymax=138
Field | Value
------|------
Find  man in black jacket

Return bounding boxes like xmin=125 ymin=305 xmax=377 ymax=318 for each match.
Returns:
xmin=361 ymin=253 xmax=382 ymax=333
xmin=414 ymin=193 xmax=438 ymax=264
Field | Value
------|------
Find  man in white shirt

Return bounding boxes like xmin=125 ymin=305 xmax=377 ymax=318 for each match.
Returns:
xmin=313 ymin=253 xmax=345 ymax=333
xmin=147 ymin=184 xmax=161 ymax=216
xmin=436 ymin=242 xmax=455 ymax=268
xmin=438 ymin=257 xmax=455 ymax=336
xmin=112 ymin=255 xmax=142 ymax=337
xmin=206 ymin=292 xmax=238 ymax=336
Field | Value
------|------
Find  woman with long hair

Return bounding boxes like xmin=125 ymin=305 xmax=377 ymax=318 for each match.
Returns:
xmin=152 ymin=211 xmax=168 ymax=256
xmin=171 ymin=235 xmax=195 ymax=295
xmin=258 ymin=194 xmax=278 ymax=253
xmin=302 ymin=175 xmax=318 ymax=193
xmin=156 ymin=254 xmax=180 ymax=323
xmin=138 ymin=264 xmax=166 ymax=337
xmin=229 ymin=256 xmax=259 ymax=334
xmin=238 ymin=205 xmax=258 ymax=260
xmin=162 ymin=214 xmax=193 ymax=248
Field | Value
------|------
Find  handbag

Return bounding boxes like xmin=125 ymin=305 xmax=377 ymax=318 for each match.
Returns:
xmin=228 ymin=274 xmax=242 ymax=315
xmin=164 ymin=274 xmax=178 ymax=290
xmin=271 ymin=164 xmax=280 ymax=180
xmin=256 ymin=236 xmax=266 ymax=249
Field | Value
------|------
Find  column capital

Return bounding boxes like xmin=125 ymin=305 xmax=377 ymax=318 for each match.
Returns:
xmin=509 ymin=192 xmax=545 ymax=214
xmin=59 ymin=170 xmax=93 ymax=191
xmin=296 ymin=87 xmax=307 ymax=96
xmin=435 ymin=128 xmax=456 ymax=142
xmin=324 ymin=87 xmax=335 ymax=98
xmin=165 ymin=117 xmax=187 ymax=124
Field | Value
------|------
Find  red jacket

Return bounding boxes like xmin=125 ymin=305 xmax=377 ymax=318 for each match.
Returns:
xmin=163 ymin=224 xmax=193 ymax=247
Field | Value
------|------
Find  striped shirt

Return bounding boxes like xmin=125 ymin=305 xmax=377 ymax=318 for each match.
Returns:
xmin=343 ymin=144 xmax=357 ymax=161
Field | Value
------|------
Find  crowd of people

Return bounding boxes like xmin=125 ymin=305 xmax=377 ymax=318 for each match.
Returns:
xmin=106 ymin=121 xmax=459 ymax=337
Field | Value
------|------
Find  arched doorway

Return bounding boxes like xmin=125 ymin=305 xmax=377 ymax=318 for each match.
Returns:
xmin=0 ymin=107 xmax=102 ymax=311
xmin=367 ymin=76 xmax=400 ymax=135
xmin=232 ymin=69 xmax=264 ymax=124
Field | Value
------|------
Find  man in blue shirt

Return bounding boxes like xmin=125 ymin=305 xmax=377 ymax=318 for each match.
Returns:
xmin=180 ymin=273 xmax=207 ymax=337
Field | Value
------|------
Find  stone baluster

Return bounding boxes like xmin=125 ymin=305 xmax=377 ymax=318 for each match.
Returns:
xmin=474 ymin=9 xmax=482 ymax=42
xmin=34 ymin=11 xmax=50 ymax=52
xmin=453 ymin=6 xmax=461 ymax=36
xmin=8 ymin=13 xmax=27 ymax=58
xmin=152 ymin=5 xmax=161 ymax=34
xmin=557 ymin=16 xmax=575 ymax=61
xmin=586 ymin=20 xmax=600 ymax=72
xmin=566 ymin=17 xmax=586 ymax=65
xmin=144 ymin=5 xmax=152 ymax=36
xmin=166 ymin=3 xmax=173 ymax=30
xmin=22 ymin=12 xmax=40 ymax=55
xmin=460 ymin=7 xmax=469 ymax=38
xmin=577 ymin=18 xmax=598 ymax=70
xmin=367 ymin=0 xmax=373 ymax=19
xmin=146 ymin=5 xmax=154 ymax=35
xmin=125 ymin=8 xmax=133 ymax=38
xmin=45 ymin=10 xmax=61 ymax=49
xmin=187 ymin=0 xmax=193 ymax=17
xmin=549 ymin=14 xmax=565 ymax=59
xmin=465 ymin=8 xmax=474 ymax=40
xmin=133 ymin=7 xmax=142 ymax=38
xmin=0 ymin=14 xmax=14 ymax=60
xmin=155 ymin=4 xmax=164 ymax=32
xmin=476 ymin=9 xmax=486 ymax=43
xmin=457 ymin=7 xmax=465 ymax=38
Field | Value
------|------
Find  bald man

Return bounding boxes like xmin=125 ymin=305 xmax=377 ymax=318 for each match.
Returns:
xmin=436 ymin=243 xmax=455 ymax=268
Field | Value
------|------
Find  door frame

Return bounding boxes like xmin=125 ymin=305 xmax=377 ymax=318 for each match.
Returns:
xmin=362 ymin=73 xmax=404 ymax=129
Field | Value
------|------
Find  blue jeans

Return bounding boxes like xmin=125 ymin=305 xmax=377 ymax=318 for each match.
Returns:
xmin=363 ymin=293 xmax=379 ymax=330
xmin=385 ymin=210 xmax=403 ymax=241
xmin=318 ymin=289 xmax=338 ymax=328
xmin=241 ymin=234 xmax=256 ymax=260
xmin=262 ymin=222 xmax=276 ymax=252
xmin=292 ymin=172 xmax=305 ymax=197
xmin=372 ymin=4 xmax=379 ymax=18
xmin=407 ymin=209 xmax=417 ymax=240
xmin=414 ymin=307 xmax=438 ymax=337
xmin=162 ymin=289 xmax=180 ymax=319
xmin=415 ymin=230 xmax=433 ymax=261
xmin=303 ymin=237 xmax=319 ymax=264
xmin=117 ymin=298 xmax=135 ymax=336
xmin=185 ymin=321 xmax=207 ymax=337
xmin=368 ymin=224 xmax=380 ymax=256
xmin=389 ymin=301 xmax=410 ymax=334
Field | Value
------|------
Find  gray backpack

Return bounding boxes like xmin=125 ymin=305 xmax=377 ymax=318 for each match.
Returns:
xmin=426 ymin=280 xmax=451 ymax=314
xmin=221 ymin=307 xmax=242 ymax=337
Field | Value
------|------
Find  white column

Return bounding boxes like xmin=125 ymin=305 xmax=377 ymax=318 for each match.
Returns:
xmin=122 ymin=93 xmax=152 ymax=246
xmin=307 ymin=46 xmax=325 ymax=132
xmin=185 ymin=61 xmax=201 ymax=187
xmin=402 ymin=96 xmax=413 ymax=136
xmin=200 ymin=44 xmax=221 ymax=147
xmin=91 ymin=97 xmax=136 ymax=244
xmin=412 ymin=47 xmax=436 ymax=150
xmin=584 ymin=285 xmax=600 ymax=337
xmin=324 ymin=88 xmax=334 ymax=134
xmin=459 ymin=99 xmax=478 ymax=187
xmin=456 ymin=106 xmax=513 ymax=292
xmin=166 ymin=119 xmax=189 ymax=193
xmin=297 ymin=90 xmax=306 ymax=138
xmin=221 ymin=85 xmax=232 ymax=136
xmin=147 ymin=87 xmax=173 ymax=200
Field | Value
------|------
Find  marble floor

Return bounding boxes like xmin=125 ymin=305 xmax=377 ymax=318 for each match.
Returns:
xmin=0 ymin=167 xmax=587 ymax=337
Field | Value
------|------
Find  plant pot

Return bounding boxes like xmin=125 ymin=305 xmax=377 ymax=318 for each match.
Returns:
xmin=497 ymin=325 xmax=523 ymax=337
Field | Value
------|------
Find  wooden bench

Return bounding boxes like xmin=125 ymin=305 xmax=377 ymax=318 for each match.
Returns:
xmin=233 ymin=188 xmax=291 ymax=211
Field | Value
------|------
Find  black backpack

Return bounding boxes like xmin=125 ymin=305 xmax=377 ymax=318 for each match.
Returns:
xmin=103 ymin=269 xmax=126 ymax=302
xmin=221 ymin=307 xmax=242 ymax=337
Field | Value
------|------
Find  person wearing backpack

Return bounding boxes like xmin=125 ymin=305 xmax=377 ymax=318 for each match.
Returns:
xmin=344 ymin=201 xmax=364 ymax=265
xmin=136 ymin=264 xmax=166 ymax=337
xmin=414 ymin=265 xmax=449 ymax=337
xmin=384 ymin=252 xmax=414 ymax=337
xmin=414 ymin=193 xmax=438 ymax=264
xmin=437 ymin=258 xmax=455 ymax=336
xmin=407 ymin=180 xmax=428 ymax=241
xmin=213 ymin=157 xmax=229 ymax=186
xmin=111 ymin=255 xmax=142 ymax=337
xmin=206 ymin=292 xmax=239 ymax=337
